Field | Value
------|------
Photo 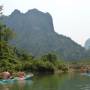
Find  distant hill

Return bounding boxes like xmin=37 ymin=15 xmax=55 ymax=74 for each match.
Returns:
xmin=85 ymin=38 xmax=90 ymax=50
xmin=0 ymin=9 xmax=88 ymax=60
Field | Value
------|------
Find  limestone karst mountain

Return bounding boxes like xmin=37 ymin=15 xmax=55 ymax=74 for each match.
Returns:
xmin=0 ymin=9 xmax=87 ymax=60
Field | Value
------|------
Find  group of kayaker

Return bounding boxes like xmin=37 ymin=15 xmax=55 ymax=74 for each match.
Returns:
xmin=1 ymin=71 xmax=25 ymax=79
xmin=80 ymin=66 xmax=90 ymax=73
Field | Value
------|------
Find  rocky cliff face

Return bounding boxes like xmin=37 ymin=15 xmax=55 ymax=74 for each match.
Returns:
xmin=85 ymin=38 xmax=90 ymax=50
xmin=0 ymin=9 xmax=87 ymax=60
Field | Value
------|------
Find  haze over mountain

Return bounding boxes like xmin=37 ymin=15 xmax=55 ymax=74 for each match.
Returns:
xmin=85 ymin=38 xmax=90 ymax=50
xmin=0 ymin=9 xmax=88 ymax=60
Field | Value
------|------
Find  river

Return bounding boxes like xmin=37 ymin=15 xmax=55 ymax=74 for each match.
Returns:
xmin=0 ymin=73 xmax=90 ymax=90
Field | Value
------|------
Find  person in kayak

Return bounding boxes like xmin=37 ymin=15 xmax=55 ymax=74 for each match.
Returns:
xmin=2 ymin=71 xmax=11 ymax=79
xmin=18 ymin=71 xmax=25 ymax=78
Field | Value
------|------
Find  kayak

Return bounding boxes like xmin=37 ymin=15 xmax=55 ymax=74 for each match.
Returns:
xmin=0 ymin=78 xmax=16 ymax=84
xmin=0 ymin=74 xmax=33 ymax=84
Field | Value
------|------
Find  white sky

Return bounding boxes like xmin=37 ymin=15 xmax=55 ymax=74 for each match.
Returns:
xmin=0 ymin=0 xmax=90 ymax=46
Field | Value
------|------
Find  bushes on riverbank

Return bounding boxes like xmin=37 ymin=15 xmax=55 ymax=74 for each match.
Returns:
xmin=17 ymin=53 xmax=68 ymax=74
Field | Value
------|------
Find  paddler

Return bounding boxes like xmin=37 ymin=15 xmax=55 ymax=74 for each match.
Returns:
xmin=2 ymin=71 xmax=11 ymax=79
xmin=18 ymin=71 xmax=25 ymax=78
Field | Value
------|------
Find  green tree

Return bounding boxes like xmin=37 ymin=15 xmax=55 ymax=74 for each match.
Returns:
xmin=41 ymin=53 xmax=57 ymax=63
xmin=0 ymin=23 xmax=15 ymax=42
xmin=0 ymin=25 xmax=20 ymax=71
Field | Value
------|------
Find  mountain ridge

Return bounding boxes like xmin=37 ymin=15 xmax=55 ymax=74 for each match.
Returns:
xmin=85 ymin=38 xmax=90 ymax=50
xmin=0 ymin=9 xmax=88 ymax=60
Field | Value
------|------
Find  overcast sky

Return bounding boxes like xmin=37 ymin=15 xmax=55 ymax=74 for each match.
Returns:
xmin=0 ymin=0 xmax=90 ymax=46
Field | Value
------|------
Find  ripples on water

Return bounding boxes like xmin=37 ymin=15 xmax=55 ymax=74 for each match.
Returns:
xmin=0 ymin=73 xmax=90 ymax=90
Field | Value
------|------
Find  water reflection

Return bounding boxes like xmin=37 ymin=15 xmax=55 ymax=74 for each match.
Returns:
xmin=28 ymin=74 xmax=69 ymax=90
xmin=18 ymin=80 xmax=26 ymax=90
xmin=0 ymin=83 xmax=13 ymax=90
xmin=0 ymin=79 xmax=33 ymax=90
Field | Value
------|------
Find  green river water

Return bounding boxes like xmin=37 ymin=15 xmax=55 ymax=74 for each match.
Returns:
xmin=0 ymin=73 xmax=90 ymax=90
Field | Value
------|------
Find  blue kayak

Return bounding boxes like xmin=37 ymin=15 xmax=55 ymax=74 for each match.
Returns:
xmin=0 ymin=75 xmax=33 ymax=84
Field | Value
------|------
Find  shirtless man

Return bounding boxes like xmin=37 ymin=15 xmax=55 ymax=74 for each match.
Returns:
xmin=2 ymin=71 xmax=11 ymax=79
